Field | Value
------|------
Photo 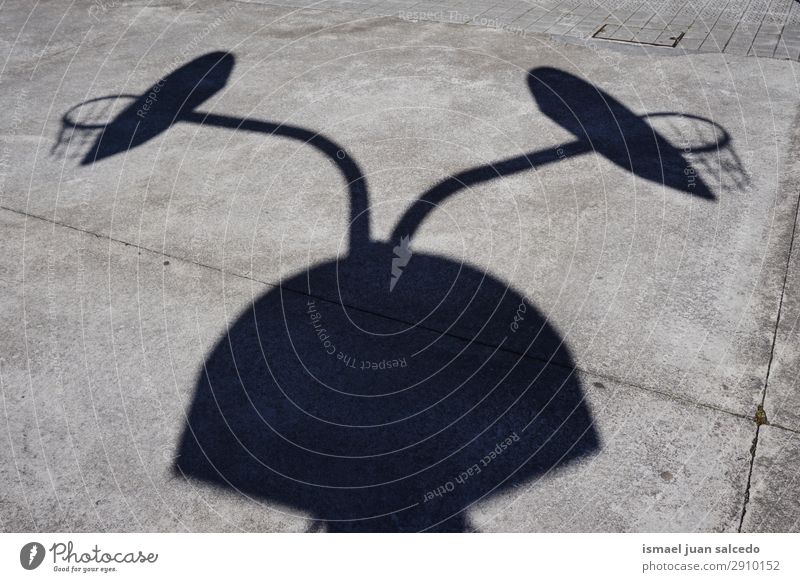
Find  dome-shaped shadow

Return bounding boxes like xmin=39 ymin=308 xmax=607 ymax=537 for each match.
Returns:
xmin=175 ymin=242 xmax=599 ymax=531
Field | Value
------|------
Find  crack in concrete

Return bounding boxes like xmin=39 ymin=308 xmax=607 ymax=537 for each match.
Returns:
xmin=0 ymin=202 xmax=770 ymax=428
xmin=738 ymin=111 xmax=800 ymax=532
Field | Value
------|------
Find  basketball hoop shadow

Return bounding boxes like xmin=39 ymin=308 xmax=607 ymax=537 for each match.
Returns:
xmin=57 ymin=53 xmax=745 ymax=531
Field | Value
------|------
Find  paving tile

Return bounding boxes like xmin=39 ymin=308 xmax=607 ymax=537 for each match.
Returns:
xmin=571 ymin=5 xmax=594 ymax=16
xmin=758 ymin=23 xmax=783 ymax=34
xmin=734 ymin=24 xmax=761 ymax=37
xmin=627 ymin=16 xmax=653 ymax=27
xmin=478 ymin=8 xmax=508 ymax=19
xmin=750 ymin=46 xmax=777 ymax=58
xmin=512 ymin=15 xmax=544 ymax=28
xmin=647 ymin=15 xmax=670 ymax=28
xmin=587 ymin=9 xmax=612 ymax=22
xmin=609 ymin=25 xmax=637 ymax=41
xmin=632 ymin=28 xmax=665 ymax=44
xmin=547 ymin=22 xmax=578 ymax=35
xmin=687 ymin=21 xmax=714 ymax=34
xmin=725 ymin=29 xmax=758 ymax=52
xmin=656 ymin=29 xmax=684 ymax=45
xmin=572 ymin=22 xmax=602 ymax=37
xmin=580 ymin=14 xmax=607 ymax=25
xmin=670 ymin=15 xmax=696 ymax=27
xmin=725 ymin=43 xmax=753 ymax=55
xmin=773 ymin=40 xmax=800 ymax=60
xmin=593 ymin=24 xmax=619 ymax=39
xmin=709 ymin=24 xmax=737 ymax=36
xmin=525 ymin=21 xmax=553 ymax=33
xmin=700 ymin=34 xmax=731 ymax=51
xmin=750 ymin=35 xmax=780 ymax=57
xmin=780 ymin=34 xmax=800 ymax=46
xmin=703 ymin=28 xmax=735 ymax=44
xmin=726 ymin=30 xmax=756 ymax=44
xmin=502 ymin=6 xmax=533 ymax=19
xmin=677 ymin=36 xmax=706 ymax=50
xmin=683 ymin=29 xmax=710 ymax=40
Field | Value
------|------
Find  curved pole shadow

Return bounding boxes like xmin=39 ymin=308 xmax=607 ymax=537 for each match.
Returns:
xmin=62 ymin=52 xmax=371 ymax=249
xmin=181 ymin=110 xmax=371 ymax=249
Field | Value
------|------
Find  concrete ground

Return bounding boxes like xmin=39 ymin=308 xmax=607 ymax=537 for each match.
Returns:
xmin=0 ymin=0 xmax=799 ymax=531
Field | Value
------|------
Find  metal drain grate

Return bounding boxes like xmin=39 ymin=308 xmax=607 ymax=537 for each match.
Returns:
xmin=592 ymin=24 xmax=685 ymax=47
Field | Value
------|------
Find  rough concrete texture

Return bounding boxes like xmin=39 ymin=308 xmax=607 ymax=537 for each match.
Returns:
xmin=249 ymin=0 xmax=800 ymax=60
xmin=0 ymin=210 xmax=754 ymax=531
xmin=764 ymin=172 xmax=800 ymax=431
xmin=741 ymin=426 xmax=800 ymax=532
xmin=2 ymin=2 xmax=798 ymax=416
xmin=0 ymin=0 xmax=799 ymax=531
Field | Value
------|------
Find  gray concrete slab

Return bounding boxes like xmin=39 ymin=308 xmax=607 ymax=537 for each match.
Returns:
xmin=0 ymin=0 xmax=798 ymax=532
xmin=0 ymin=209 xmax=310 ymax=531
xmin=476 ymin=382 xmax=754 ymax=532
xmin=741 ymin=426 xmax=800 ymax=532
xmin=764 ymin=130 xmax=800 ymax=431
xmin=0 ymin=210 xmax=754 ymax=531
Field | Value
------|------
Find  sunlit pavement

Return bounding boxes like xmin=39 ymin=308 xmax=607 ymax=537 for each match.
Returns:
xmin=1 ymin=0 xmax=799 ymax=532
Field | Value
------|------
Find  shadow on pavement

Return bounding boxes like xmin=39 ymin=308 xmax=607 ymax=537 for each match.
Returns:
xmin=58 ymin=51 xmax=737 ymax=531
